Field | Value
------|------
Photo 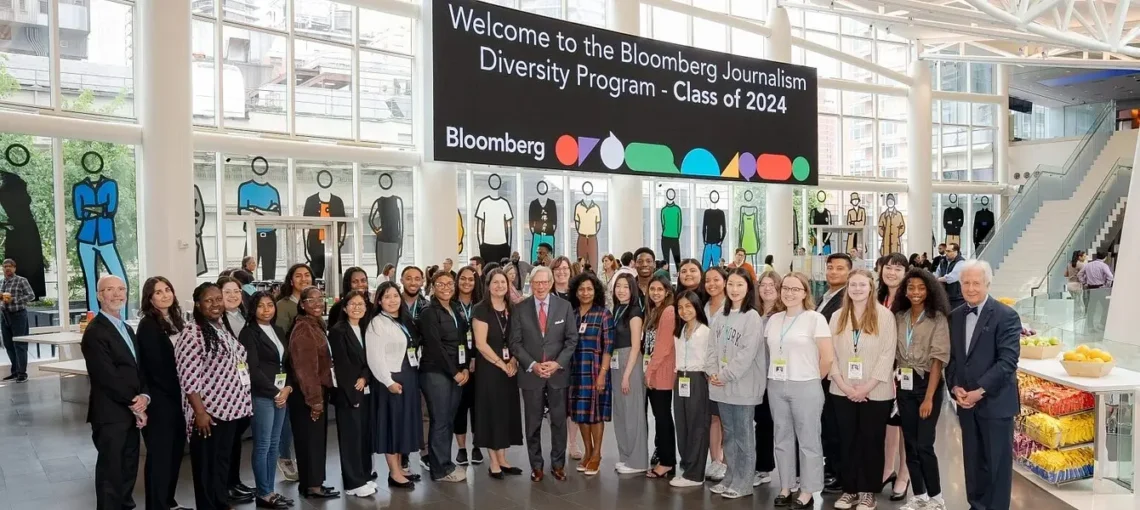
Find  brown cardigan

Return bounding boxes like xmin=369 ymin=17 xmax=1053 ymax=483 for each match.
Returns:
xmin=289 ymin=315 xmax=333 ymax=408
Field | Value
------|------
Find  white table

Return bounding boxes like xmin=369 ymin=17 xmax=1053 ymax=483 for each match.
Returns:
xmin=39 ymin=359 xmax=88 ymax=404
xmin=1017 ymin=357 xmax=1140 ymax=494
xmin=14 ymin=332 xmax=84 ymax=360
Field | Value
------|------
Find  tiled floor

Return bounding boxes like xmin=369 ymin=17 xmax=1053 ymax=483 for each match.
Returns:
xmin=0 ymin=376 xmax=1077 ymax=510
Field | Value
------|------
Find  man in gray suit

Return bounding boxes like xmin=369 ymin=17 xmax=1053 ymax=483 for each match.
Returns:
xmin=508 ymin=265 xmax=579 ymax=482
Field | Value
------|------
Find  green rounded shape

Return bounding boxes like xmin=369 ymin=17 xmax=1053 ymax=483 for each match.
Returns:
xmin=792 ymin=156 xmax=811 ymax=181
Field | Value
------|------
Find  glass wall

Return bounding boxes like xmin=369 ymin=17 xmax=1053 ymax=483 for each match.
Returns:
xmin=931 ymin=60 xmax=997 ymax=181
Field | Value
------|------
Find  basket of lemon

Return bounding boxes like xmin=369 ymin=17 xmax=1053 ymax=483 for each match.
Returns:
xmin=1020 ymin=336 xmax=1062 ymax=359
xmin=1061 ymin=345 xmax=1114 ymax=377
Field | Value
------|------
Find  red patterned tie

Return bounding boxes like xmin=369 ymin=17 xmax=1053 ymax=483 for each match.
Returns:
xmin=538 ymin=301 xmax=547 ymax=336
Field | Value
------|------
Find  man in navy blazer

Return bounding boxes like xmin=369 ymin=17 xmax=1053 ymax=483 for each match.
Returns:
xmin=945 ymin=260 xmax=1020 ymax=510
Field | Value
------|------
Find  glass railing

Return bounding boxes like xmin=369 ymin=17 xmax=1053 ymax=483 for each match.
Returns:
xmin=1033 ymin=160 xmax=1132 ymax=298
xmin=978 ymin=101 xmax=1116 ymax=272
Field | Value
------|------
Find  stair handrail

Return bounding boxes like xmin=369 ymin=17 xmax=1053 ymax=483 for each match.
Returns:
xmin=976 ymin=101 xmax=1115 ymax=271
xmin=1031 ymin=158 xmax=1133 ymax=297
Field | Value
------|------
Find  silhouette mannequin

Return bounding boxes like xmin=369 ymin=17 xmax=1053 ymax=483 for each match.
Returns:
xmin=701 ymin=190 xmax=725 ymax=270
xmin=0 ymin=144 xmax=46 ymax=297
xmin=303 ymin=170 xmax=346 ymax=277
xmin=369 ymin=173 xmax=404 ymax=274
xmin=73 ymin=151 xmax=128 ymax=311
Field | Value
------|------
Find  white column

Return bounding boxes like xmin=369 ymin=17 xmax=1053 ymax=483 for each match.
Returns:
xmin=996 ymin=64 xmax=1011 ymax=213
xmin=607 ymin=0 xmax=645 ymax=255
xmin=415 ymin=162 xmax=459 ymax=266
xmin=1103 ymin=136 xmax=1140 ymax=344
xmin=765 ymin=6 xmax=794 ymax=270
xmin=138 ymin=0 xmax=195 ymax=301
xmin=907 ymin=57 xmax=934 ymax=256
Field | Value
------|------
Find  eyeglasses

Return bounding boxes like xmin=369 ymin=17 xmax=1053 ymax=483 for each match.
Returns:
xmin=531 ymin=279 xmax=552 ymax=285
xmin=347 ymin=302 xmax=366 ymax=308
xmin=434 ymin=281 xmax=454 ymax=288
xmin=302 ymin=297 xmax=324 ymax=303
xmin=781 ymin=286 xmax=805 ymax=294
xmin=759 ymin=282 xmax=777 ymax=290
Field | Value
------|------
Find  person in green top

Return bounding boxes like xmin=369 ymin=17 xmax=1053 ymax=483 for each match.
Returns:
xmin=275 ymin=263 xmax=313 ymax=336
xmin=660 ymin=189 xmax=683 ymax=272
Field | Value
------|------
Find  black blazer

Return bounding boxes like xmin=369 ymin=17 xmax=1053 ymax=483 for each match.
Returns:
xmin=327 ymin=321 xmax=371 ymax=408
xmin=237 ymin=322 xmax=293 ymax=400
xmin=817 ymin=289 xmax=844 ymax=323
xmin=417 ymin=300 xmax=468 ymax=376
xmin=135 ymin=315 xmax=182 ymax=415
xmin=945 ymin=297 xmax=1021 ymax=419
xmin=80 ymin=313 xmax=147 ymax=425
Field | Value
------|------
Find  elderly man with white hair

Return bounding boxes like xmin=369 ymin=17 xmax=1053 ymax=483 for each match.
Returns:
xmin=81 ymin=274 xmax=150 ymax=510
xmin=944 ymin=260 xmax=1020 ymax=510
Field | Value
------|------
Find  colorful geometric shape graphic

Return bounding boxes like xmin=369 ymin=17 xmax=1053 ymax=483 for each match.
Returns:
xmin=600 ymin=132 xmax=625 ymax=170
xmin=739 ymin=152 xmax=756 ymax=180
xmin=681 ymin=148 xmax=719 ymax=177
xmin=625 ymin=142 xmax=679 ymax=174
xmin=757 ymin=153 xmax=792 ymax=180
xmin=578 ymin=137 xmax=600 ymax=165
xmin=555 ymin=135 xmax=577 ymax=166
xmin=722 ymin=153 xmax=740 ymax=178
xmin=792 ymin=156 xmax=811 ymax=181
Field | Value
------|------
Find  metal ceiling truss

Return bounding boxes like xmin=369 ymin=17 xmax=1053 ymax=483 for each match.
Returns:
xmin=784 ymin=0 xmax=1140 ymax=66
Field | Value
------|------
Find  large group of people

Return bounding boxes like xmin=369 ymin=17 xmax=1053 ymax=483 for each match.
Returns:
xmin=78 ymin=245 xmax=1021 ymax=510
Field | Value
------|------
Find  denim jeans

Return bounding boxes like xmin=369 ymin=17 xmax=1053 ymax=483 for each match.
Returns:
xmin=719 ymin=403 xmax=757 ymax=496
xmin=278 ymin=416 xmax=293 ymax=458
xmin=1 ymin=310 xmax=29 ymax=375
xmin=251 ymin=396 xmax=287 ymax=497
xmin=420 ymin=370 xmax=462 ymax=479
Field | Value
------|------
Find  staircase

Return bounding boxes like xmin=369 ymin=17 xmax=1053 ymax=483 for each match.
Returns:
xmin=990 ymin=130 xmax=1136 ymax=299
xmin=1088 ymin=198 xmax=1127 ymax=255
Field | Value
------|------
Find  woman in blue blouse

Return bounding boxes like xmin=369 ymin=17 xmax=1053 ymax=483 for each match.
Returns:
xmin=567 ymin=272 xmax=614 ymax=476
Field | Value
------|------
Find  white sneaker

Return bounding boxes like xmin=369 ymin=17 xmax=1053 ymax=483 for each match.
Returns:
xmin=439 ymin=468 xmax=467 ymax=482
xmin=900 ymin=496 xmax=929 ymax=510
xmin=709 ymin=483 xmax=728 ymax=494
xmin=753 ymin=471 xmax=771 ymax=486
xmin=277 ymin=459 xmax=299 ymax=482
xmin=419 ymin=458 xmax=432 ymax=472
xmin=616 ymin=465 xmax=646 ymax=474
xmin=925 ymin=497 xmax=947 ymax=510
xmin=721 ymin=489 xmax=748 ymax=499
xmin=345 ymin=484 xmax=376 ymax=497
xmin=615 ymin=462 xmax=627 ymax=472
xmin=670 ymin=477 xmax=703 ymax=487
xmin=708 ymin=462 xmax=727 ymax=481
xmin=365 ymin=480 xmax=377 ymax=490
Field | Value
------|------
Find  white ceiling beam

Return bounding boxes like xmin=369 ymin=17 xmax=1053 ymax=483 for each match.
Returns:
xmin=1051 ymin=4 xmax=1064 ymax=30
xmin=1062 ymin=0 xmax=1076 ymax=30
xmin=787 ymin=2 xmax=1056 ymax=45
xmin=1121 ymin=24 xmax=1140 ymax=47
xmin=1070 ymin=8 xmax=1095 ymax=35
xmin=1111 ymin=0 xmax=1133 ymax=49
xmin=965 ymin=41 xmax=1020 ymax=57
xmin=920 ymin=52 xmax=1140 ymax=69
xmin=958 ymin=0 xmax=1140 ymax=57
xmin=858 ymin=0 xmax=996 ymax=24
xmin=819 ymin=77 xmax=909 ymax=96
xmin=639 ymin=0 xmax=772 ymax=36
xmin=1020 ymin=0 xmax=1064 ymax=25
xmin=1088 ymin=0 xmax=1111 ymax=42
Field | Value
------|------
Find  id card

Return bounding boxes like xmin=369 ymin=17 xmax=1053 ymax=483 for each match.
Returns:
xmin=458 ymin=345 xmax=467 ymax=365
xmin=772 ymin=359 xmax=789 ymax=381
xmin=273 ymin=372 xmax=287 ymax=390
xmin=643 ymin=354 xmax=651 ymax=372
xmin=610 ymin=352 xmax=619 ymax=370
xmin=329 ymin=366 xmax=338 ymax=387
xmin=678 ymin=376 xmax=691 ymax=397
xmin=847 ymin=357 xmax=864 ymax=380
xmin=899 ymin=368 xmax=914 ymax=390
xmin=466 ymin=331 xmax=474 ymax=350
xmin=502 ymin=347 xmax=511 ymax=361
xmin=363 ymin=385 xmax=371 ymax=395
xmin=407 ymin=347 xmax=420 ymax=367
xmin=579 ymin=322 xmax=588 ymax=334
xmin=237 ymin=362 xmax=251 ymax=387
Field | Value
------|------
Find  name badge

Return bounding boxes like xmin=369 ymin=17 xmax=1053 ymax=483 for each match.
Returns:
xmin=579 ymin=322 xmax=588 ymax=334
xmin=610 ymin=352 xmax=619 ymax=370
xmin=237 ymin=362 xmax=251 ymax=387
xmin=643 ymin=354 xmax=651 ymax=372
xmin=407 ymin=347 xmax=420 ymax=367
xmin=329 ymin=366 xmax=338 ymax=387
xmin=363 ymin=385 xmax=371 ymax=395
xmin=678 ymin=376 xmax=691 ymax=397
xmin=273 ymin=372 xmax=287 ymax=390
xmin=502 ymin=347 xmax=511 ymax=361
xmin=458 ymin=345 xmax=467 ymax=365
xmin=719 ymin=355 xmax=729 ymax=369
xmin=899 ymin=368 xmax=914 ymax=391
xmin=847 ymin=357 xmax=863 ymax=380
xmin=772 ymin=359 xmax=788 ymax=381
xmin=466 ymin=330 xmax=474 ymax=350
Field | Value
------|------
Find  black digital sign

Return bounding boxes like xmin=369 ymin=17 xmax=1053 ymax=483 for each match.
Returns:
xmin=430 ymin=0 xmax=818 ymax=186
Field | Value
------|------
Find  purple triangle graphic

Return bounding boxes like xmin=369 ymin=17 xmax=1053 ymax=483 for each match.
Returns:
xmin=578 ymin=137 xmax=600 ymax=165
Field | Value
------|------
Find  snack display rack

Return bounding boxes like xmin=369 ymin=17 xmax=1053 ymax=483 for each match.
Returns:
xmin=1017 ymin=372 xmax=1097 ymax=484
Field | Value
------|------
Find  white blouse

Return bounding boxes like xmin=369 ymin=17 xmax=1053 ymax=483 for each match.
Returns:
xmin=674 ymin=323 xmax=711 ymax=372
xmin=365 ymin=313 xmax=412 ymax=388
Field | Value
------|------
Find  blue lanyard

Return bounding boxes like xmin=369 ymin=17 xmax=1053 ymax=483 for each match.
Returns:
xmin=615 ymin=304 xmax=627 ymax=321
xmin=906 ymin=312 xmax=924 ymax=348
xmin=460 ymin=302 xmax=472 ymax=323
xmin=384 ymin=313 xmax=414 ymax=347
xmin=778 ymin=313 xmax=802 ymax=354
xmin=852 ymin=330 xmax=862 ymax=354
xmin=409 ymin=299 xmax=420 ymax=319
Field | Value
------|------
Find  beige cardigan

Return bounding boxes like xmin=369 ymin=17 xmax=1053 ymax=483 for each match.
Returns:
xmin=827 ymin=302 xmax=898 ymax=401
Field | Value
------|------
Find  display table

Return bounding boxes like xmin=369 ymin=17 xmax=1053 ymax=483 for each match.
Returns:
xmin=1016 ymin=357 xmax=1140 ymax=509
xmin=14 ymin=331 xmax=84 ymax=361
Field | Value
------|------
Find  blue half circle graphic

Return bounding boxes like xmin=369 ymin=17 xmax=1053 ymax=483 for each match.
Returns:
xmin=680 ymin=148 xmax=720 ymax=177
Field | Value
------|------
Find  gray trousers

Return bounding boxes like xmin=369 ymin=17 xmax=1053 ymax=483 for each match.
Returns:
xmin=674 ymin=372 xmax=710 ymax=482
xmin=610 ymin=347 xmax=648 ymax=470
xmin=769 ymin=379 xmax=826 ymax=494
xmin=522 ymin=385 xmax=568 ymax=471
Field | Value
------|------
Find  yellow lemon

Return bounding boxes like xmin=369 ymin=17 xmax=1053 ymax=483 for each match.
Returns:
xmin=1063 ymin=352 xmax=1079 ymax=361
xmin=1072 ymin=353 xmax=1088 ymax=362
xmin=1091 ymin=358 xmax=1105 ymax=363
xmin=1077 ymin=345 xmax=1091 ymax=353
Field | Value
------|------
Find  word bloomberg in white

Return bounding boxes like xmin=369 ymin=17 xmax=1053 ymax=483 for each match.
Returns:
xmin=445 ymin=126 xmax=546 ymax=161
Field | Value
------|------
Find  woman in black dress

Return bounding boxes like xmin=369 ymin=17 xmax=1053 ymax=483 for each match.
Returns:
xmin=366 ymin=281 xmax=424 ymax=489
xmin=471 ymin=268 xmax=523 ymax=478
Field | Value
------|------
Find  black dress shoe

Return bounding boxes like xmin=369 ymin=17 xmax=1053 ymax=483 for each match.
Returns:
xmin=774 ymin=492 xmax=795 ymax=507
xmin=791 ymin=496 xmax=815 ymax=509
xmin=824 ymin=477 xmax=842 ymax=494
xmin=233 ymin=482 xmax=255 ymax=494
xmin=303 ymin=487 xmax=340 ymax=499
xmin=2 ymin=374 xmax=15 ymax=381
xmin=228 ymin=489 xmax=254 ymax=503
xmin=388 ymin=476 xmax=415 ymax=489
xmin=456 ymin=448 xmax=470 ymax=466
xmin=488 ymin=469 xmax=504 ymax=480
xmin=502 ymin=466 xmax=523 ymax=476
xmin=276 ymin=495 xmax=295 ymax=505
xmin=471 ymin=448 xmax=484 ymax=464
xmin=256 ymin=495 xmax=289 ymax=509
xmin=171 ymin=506 xmax=193 ymax=510
xmin=370 ymin=471 xmax=378 ymax=480
xmin=405 ymin=473 xmax=422 ymax=482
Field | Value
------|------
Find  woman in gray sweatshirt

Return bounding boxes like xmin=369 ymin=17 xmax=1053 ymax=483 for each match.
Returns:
xmin=704 ymin=268 xmax=768 ymax=499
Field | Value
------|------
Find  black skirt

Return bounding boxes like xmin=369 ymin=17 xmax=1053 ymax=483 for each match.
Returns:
xmin=372 ymin=357 xmax=423 ymax=455
xmin=471 ymin=360 xmax=523 ymax=450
